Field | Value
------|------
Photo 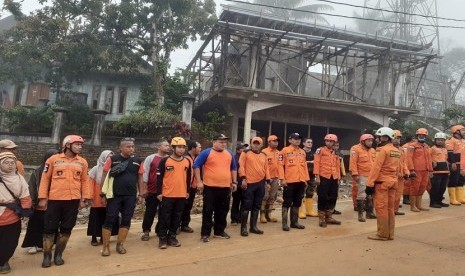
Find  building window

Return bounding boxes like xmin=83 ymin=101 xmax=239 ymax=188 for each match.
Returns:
xmin=118 ymin=87 xmax=127 ymax=114
xmin=14 ymin=84 xmax=24 ymax=106
xmin=105 ymin=86 xmax=114 ymax=113
xmin=61 ymin=92 xmax=88 ymax=105
xmin=92 ymin=85 xmax=101 ymax=110
xmin=26 ymin=83 xmax=50 ymax=106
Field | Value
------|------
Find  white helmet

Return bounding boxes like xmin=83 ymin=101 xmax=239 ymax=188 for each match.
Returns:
xmin=375 ymin=127 xmax=395 ymax=139
xmin=434 ymin=132 xmax=447 ymax=139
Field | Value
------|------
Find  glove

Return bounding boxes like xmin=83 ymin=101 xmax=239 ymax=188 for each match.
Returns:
xmin=409 ymin=171 xmax=416 ymax=179
xmin=365 ymin=186 xmax=375 ymax=196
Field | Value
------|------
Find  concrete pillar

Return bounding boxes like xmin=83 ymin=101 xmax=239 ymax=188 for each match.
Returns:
xmin=90 ymin=110 xmax=108 ymax=146
xmin=181 ymin=95 xmax=196 ymax=127
xmin=51 ymin=107 xmax=68 ymax=144
xmin=231 ymin=115 xmax=239 ymax=152
xmin=244 ymin=102 xmax=253 ymax=144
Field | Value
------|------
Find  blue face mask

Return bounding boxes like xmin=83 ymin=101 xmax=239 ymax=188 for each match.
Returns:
xmin=417 ymin=137 xmax=426 ymax=143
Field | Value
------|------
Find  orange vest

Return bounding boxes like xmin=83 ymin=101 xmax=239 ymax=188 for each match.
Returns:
xmin=430 ymin=146 xmax=449 ymax=174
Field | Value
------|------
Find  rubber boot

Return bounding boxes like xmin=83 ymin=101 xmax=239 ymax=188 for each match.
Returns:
xmin=325 ymin=210 xmax=341 ymax=225
xmin=416 ymin=195 xmax=429 ymax=211
xmin=249 ymin=210 xmax=264 ymax=234
xmin=116 ymin=227 xmax=129 ymax=254
xmin=410 ymin=195 xmax=420 ymax=212
xmin=290 ymin=207 xmax=305 ymax=229
xmin=448 ymin=187 xmax=461 ymax=206
xmin=456 ymin=186 xmax=465 ymax=204
xmin=282 ymin=207 xmax=290 ymax=231
xmin=265 ymin=204 xmax=278 ymax=222
xmin=240 ymin=210 xmax=249 ymax=237
xmin=41 ymin=234 xmax=54 ymax=268
xmin=318 ymin=210 xmax=327 ymax=228
xmin=260 ymin=202 xmax=267 ymax=223
xmin=54 ymin=233 xmax=70 ymax=266
xmin=101 ymin=228 xmax=112 ymax=257
xmin=365 ymin=195 xmax=377 ymax=219
xmin=402 ymin=195 xmax=410 ymax=205
xmin=305 ymin=198 xmax=318 ymax=217
xmin=357 ymin=200 xmax=366 ymax=222
xmin=298 ymin=200 xmax=306 ymax=219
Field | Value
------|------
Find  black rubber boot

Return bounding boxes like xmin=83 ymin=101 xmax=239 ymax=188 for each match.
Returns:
xmin=318 ymin=210 xmax=327 ymax=228
xmin=282 ymin=207 xmax=290 ymax=231
xmin=365 ymin=195 xmax=377 ymax=219
xmin=42 ymin=234 xmax=55 ymax=268
xmin=54 ymin=233 xmax=70 ymax=266
xmin=240 ymin=210 xmax=249 ymax=237
xmin=402 ymin=195 xmax=410 ymax=205
xmin=290 ymin=207 xmax=305 ymax=229
xmin=357 ymin=200 xmax=366 ymax=222
xmin=249 ymin=210 xmax=264 ymax=234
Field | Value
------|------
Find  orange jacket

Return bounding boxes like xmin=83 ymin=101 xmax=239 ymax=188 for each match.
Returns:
xmin=446 ymin=137 xmax=462 ymax=164
xmin=407 ymin=142 xmax=433 ymax=172
xmin=239 ymin=150 xmax=270 ymax=183
xmin=398 ymin=147 xmax=410 ymax=179
xmin=349 ymin=144 xmax=376 ymax=177
xmin=367 ymin=143 xmax=401 ymax=186
xmin=431 ymin=146 xmax=449 ymax=174
xmin=262 ymin=147 xmax=280 ymax=179
xmin=278 ymin=145 xmax=310 ymax=183
xmin=89 ymin=177 xmax=104 ymax=208
xmin=38 ymin=153 xmax=90 ymax=200
xmin=314 ymin=146 xmax=341 ymax=180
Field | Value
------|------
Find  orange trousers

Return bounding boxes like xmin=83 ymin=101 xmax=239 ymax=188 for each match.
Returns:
xmin=351 ymin=177 xmax=358 ymax=208
xmin=374 ymin=181 xmax=397 ymax=240
xmin=403 ymin=179 xmax=411 ymax=195
xmin=410 ymin=171 xmax=429 ymax=196
xmin=394 ymin=178 xmax=404 ymax=212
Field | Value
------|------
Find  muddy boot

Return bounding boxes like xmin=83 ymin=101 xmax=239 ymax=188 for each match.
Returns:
xmin=250 ymin=210 xmax=264 ymax=234
xmin=416 ymin=195 xmax=429 ymax=211
xmin=298 ymin=199 xmax=306 ymax=219
xmin=325 ymin=210 xmax=341 ymax=225
xmin=290 ymin=207 xmax=305 ymax=229
xmin=357 ymin=200 xmax=366 ymax=222
xmin=282 ymin=207 xmax=290 ymax=231
xmin=240 ymin=210 xmax=249 ymax=237
xmin=54 ymin=233 xmax=70 ymax=266
xmin=260 ymin=202 xmax=267 ymax=223
xmin=318 ymin=210 xmax=327 ymax=228
xmin=265 ymin=204 xmax=278 ymax=222
xmin=410 ymin=195 xmax=420 ymax=212
xmin=42 ymin=234 xmax=55 ymax=268
xmin=101 ymin=228 xmax=112 ymax=257
xmin=402 ymin=195 xmax=410 ymax=205
xmin=116 ymin=227 xmax=129 ymax=254
xmin=365 ymin=195 xmax=377 ymax=219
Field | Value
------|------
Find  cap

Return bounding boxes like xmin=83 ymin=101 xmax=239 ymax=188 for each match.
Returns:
xmin=251 ymin=137 xmax=263 ymax=145
xmin=0 ymin=139 xmax=18 ymax=149
xmin=212 ymin=133 xmax=229 ymax=140
xmin=236 ymin=142 xmax=249 ymax=149
xmin=267 ymin=135 xmax=279 ymax=142
xmin=289 ymin=133 xmax=302 ymax=139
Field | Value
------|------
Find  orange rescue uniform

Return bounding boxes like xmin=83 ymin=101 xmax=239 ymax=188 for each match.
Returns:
xmin=157 ymin=157 xmax=191 ymax=198
xmin=314 ymin=147 xmax=340 ymax=180
xmin=349 ymin=144 xmax=376 ymax=205
xmin=239 ymin=150 xmax=270 ymax=184
xmin=394 ymin=147 xmax=410 ymax=212
xmin=262 ymin=147 xmax=280 ymax=179
xmin=278 ymin=145 xmax=310 ymax=183
xmin=407 ymin=142 xmax=433 ymax=196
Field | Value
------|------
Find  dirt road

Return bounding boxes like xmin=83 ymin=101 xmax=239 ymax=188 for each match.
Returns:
xmin=8 ymin=199 xmax=465 ymax=275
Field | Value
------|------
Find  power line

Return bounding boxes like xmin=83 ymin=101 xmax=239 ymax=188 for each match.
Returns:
xmin=314 ymin=0 xmax=465 ymax=23
xmin=224 ymin=0 xmax=465 ymax=30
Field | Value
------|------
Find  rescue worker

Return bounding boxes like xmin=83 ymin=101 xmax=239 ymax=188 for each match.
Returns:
xmin=393 ymin=130 xmax=410 ymax=216
xmin=366 ymin=127 xmax=400 ymax=241
xmin=0 ymin=139 xmax=25 ymax=175
xmin=402 ymin=136 xmax=417 ymax=205
xmin=156 ymin=137 xmax=191 ymax=249
xmin=278 ymin=133 xmax=309 ymax=231
xmin=447 ymin=125 xmax=465 ymax=205
xmin=230 ymin=143 xmax=248 ymax=225
xmin=298 ymin=138 xmax=318 ymax=219
xmin=38 ymin=135 xmax=90 ymax=267
xmin=141 ymin=141 xmax=170 ymax=241
xmin=430 ymin=132 xmax=450 ymax=208
xmin=349 ymin=134 xmax=376 ymax=222
xmin=314 ymin=134 xmax=341 ymax=228
xmin=194 ymin=134 xmax=238 ymax=242
xmin=407 ymin=128 xmax=433 ymax=212
xmin=239 ymin=137 xmax=270 ymax=236
xmin=100 ymin=137 xmax=146 ymax=257
xmin=332 ymin=142 xmax=345 ymax=215
xmin=260 ymin=135 xmax=280 ymax=223
xmin=180 ymin=140 xmax=202 ymax=233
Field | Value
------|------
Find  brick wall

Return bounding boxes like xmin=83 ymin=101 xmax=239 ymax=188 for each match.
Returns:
xmin=14 ymin=142 xmax=155 ymax=167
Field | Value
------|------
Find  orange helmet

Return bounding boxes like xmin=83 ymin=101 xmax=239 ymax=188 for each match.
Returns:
xmin=324 ymin=134 xmax=338 ymax=142
xmin=451 ymin=125 xmax=465 ymax=135
xmin=394 ymin=130 xmax=402 ymax=138
xmin=62 ymin=135 xmax=84 ymax=148
xmin=360 ymin=134 xmax=374 ymax=142
xmin=416 ymin=128 xmax=428 ymax=136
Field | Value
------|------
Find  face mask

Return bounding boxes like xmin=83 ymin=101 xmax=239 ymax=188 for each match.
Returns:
xmin=417 ymin=137 xmax=426 ymax=143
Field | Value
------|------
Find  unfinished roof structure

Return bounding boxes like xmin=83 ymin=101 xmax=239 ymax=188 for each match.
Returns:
xmin=186 ymin=5 xmax=435 ymax=147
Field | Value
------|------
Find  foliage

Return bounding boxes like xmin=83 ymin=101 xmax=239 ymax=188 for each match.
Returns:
xmin=442 ymin=107 xmax=465 ymax=129
xmin=389 ymin=118 xmax=428 ymax=140
xmin=191 ymin=111 xmax=228 ymax=142
xmin=136 ymin=76 xmax=189 ymax=113
xmin=0 ymin=106 xmax=54 ymax=133
xmin=62 ymin=103 xmax=95 ymax=135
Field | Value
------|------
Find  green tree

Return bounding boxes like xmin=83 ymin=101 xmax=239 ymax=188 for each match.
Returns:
xmin=136 ymin=76 xmax=189 ymax=113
